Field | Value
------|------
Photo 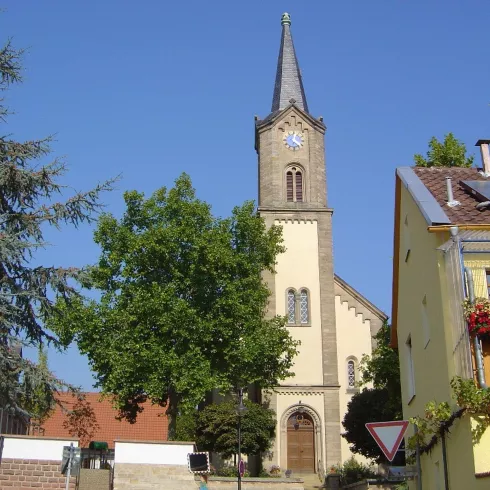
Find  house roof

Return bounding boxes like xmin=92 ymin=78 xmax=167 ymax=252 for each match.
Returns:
xmin=40 ymin=393 xmax=168 ymax=448
xmin=391 ymin=165 xmax=490 ymax=347
xmin=413 ymin=166 xmax=490 ymax=225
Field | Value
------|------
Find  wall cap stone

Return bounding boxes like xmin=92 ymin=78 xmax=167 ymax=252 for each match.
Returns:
xmin=1 ymin=434 xmax=79 ymax=442
xmin=114 ymin=439 xmax=195 ymax=445
xmin=208 ymin=477 xmax=304 ymax=483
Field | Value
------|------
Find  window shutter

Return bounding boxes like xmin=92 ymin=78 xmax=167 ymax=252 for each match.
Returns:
xmin=295 ymin=171 xmax=303 ymax=202
xmin=286 ymin=172 xmax=294 ymax=202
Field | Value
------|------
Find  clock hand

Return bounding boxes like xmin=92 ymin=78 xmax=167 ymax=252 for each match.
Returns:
xmin=293 ymin=135 xmax=300 ymax=146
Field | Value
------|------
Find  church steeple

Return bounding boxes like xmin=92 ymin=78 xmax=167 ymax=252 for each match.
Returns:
xmin=271 ymin=13 xmax=309 ymax=114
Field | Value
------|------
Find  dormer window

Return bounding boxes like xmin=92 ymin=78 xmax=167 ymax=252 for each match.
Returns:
xmin=286 ymin=167 xmax=304 ymax=202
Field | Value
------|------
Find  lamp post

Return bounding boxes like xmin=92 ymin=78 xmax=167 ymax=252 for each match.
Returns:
xmin=237 ymin=388 xmax=247 ymax=490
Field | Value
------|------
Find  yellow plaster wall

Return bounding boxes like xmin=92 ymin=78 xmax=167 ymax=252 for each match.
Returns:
xmin=397 ymin=185 xmax=490 ymax=488
xmin=334 ymin=296 xmax=373 ymax=463
xmin=396 ymin=185 xmax=451 ymax=416
xmin=471 ymin=416 xmax=490 ymax=476
xmin=274 ymin=220 xmax=323 ymax=385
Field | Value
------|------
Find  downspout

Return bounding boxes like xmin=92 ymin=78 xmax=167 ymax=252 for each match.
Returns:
xmin=464 ymin=267 xmax=488 ymax=389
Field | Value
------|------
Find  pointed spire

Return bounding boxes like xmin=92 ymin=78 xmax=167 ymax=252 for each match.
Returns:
xmin=271 ymin=13 xmax=309 ymax=113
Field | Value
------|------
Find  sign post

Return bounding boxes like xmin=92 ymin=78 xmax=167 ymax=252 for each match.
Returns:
xmin=61 ymin=444 xmax=81 ymax=490
xmin=365 ymin=420 xmax=409 ymax=462
xmin=64 ymin=444 xmax=73 ymax=490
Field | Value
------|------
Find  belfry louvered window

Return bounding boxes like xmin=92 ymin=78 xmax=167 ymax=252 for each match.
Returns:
xmin=299 ymin=289 xmax=309 ymax=324
xmin=286 ymin=167 xmax=303 ymax=202
xmin=287 ymin=289 xmax=296 ymax=324
xmin=295 ymin=172 xmax=303 ymax=201
xmin=286 ymin=172 xmax=294 ymax=202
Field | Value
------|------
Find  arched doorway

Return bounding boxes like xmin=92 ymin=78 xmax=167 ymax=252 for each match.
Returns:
xmin=287 ymin=412 xmax=315 ymax=473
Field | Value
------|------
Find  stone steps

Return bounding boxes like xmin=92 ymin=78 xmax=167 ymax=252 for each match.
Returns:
xmin=295 ymin=473 xmax=323 ymax=490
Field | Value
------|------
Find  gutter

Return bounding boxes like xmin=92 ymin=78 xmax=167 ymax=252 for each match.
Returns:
xmin=429 ymin=224 xmax=490 ymax=233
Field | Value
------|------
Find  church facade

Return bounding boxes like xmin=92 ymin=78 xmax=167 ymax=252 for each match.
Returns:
xmin=255 ymin=13 xmax=387 ymax=473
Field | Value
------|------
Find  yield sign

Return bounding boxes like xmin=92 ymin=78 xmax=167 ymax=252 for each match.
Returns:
xmin=365 ymin=420 xmax=409 ymax=461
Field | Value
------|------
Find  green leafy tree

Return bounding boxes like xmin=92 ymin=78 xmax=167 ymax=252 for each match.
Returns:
xmin=342 ymin=322 xmax=403 ymax=463
xmin=359 ymin=321 xmax=401 ymax=413
xmin=19 ymin=347 xmax=55 ymax=423
xmin=414 ymin=133 xmax=474 ymax=168
xmin=342 ymin=388 xmax=403 ymax=463
xmin=0 ymin=38 xmax=113 ymax=419
xmin=194 ymin=399 xmax=276 ymax=458
xmin=51 ymin=175 xmax=299 ymax=438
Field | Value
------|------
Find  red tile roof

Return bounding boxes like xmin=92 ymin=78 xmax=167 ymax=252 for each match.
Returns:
xmin=413 ymin=167 xmax=490 ymax=224
xmin=40 ymin=393 xmax=168 ymax=448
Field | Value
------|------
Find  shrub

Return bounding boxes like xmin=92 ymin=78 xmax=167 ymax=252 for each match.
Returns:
xmin=336 ymin=457 xmax=377 ymax=486
xmin=214 ymin=465 xmax=250 ymax=478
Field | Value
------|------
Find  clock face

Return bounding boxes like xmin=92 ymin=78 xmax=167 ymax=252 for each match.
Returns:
xmin=284 ymin=131 xmax=304 ymax=150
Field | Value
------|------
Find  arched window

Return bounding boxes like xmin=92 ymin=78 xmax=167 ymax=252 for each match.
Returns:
xmin=347 ymin=360 xmax=356 ymax=388
xmin=286 ymin=167 xmax=304 ymax=203
xmin=287 ymin=289 xmax=296 ymax=324
xmin=299 ymin=289 xmax=309 ymax=324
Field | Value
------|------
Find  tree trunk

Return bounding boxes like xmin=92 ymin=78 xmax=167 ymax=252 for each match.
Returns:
xmin=166 ymin=387 xmax=179 ymax=440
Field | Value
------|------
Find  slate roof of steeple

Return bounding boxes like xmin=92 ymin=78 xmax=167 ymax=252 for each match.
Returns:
xmin=271 ymin=13 xmax=309 ymax=114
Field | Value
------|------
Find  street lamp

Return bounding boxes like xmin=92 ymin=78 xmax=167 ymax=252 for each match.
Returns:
xmin=236 ymin=388 xmax=248 ymax=490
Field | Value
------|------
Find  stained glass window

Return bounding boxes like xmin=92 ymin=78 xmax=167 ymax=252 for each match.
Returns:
xmin=347 ymin=360 xmax=355 ymax=388
xmin=300 ymin=289 xmax=309 ymax=324
xmin=287 ymin=289 xmax=296 ymax=324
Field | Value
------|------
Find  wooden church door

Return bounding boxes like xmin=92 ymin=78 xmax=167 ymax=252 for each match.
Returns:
xmin=287 ymin=412 xmax=315 ymax=472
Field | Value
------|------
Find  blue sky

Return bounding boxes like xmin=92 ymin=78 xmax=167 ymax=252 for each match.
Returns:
xmin=3 ymin=1 xmax=489 ymax=389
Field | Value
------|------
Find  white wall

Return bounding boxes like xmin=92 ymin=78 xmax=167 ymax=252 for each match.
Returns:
xmin=2 ymin=436 xmax=78 ymax=461
xmin=274 ymin=220 xmax=324 ymax=385
xmin=335 ymin=296 xmax=374 ymax=463
xmin=114 ymin=441 xmax=195 ymax=465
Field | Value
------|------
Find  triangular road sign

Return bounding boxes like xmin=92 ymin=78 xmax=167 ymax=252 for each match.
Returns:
xmin=365 ymin=421 xmax=409 ymax=462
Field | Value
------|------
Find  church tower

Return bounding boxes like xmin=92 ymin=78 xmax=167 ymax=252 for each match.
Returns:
xmin=256 ymin=13 xmax=342 ymax=473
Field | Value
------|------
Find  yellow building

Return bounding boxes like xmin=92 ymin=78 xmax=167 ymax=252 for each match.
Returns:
xmin=392 ymin=141 xmax=490 ymax=489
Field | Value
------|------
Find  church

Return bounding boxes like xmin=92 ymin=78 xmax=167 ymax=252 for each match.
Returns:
xmin=255 ymin=13 xmax=387 ymax=473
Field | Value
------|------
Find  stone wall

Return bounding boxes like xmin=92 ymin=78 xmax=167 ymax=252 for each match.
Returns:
xmin=207 ymin=477 xmax=304 ymax=490
xmin=113 ymin=463 xmax=197 ymax=490
xmin=342 ymin=481 xmax=403 ymax=490
xmin=0 ymin=458 xmax=76 ymax=489
xmin=78 ymin=468 xmax=111 ymax=490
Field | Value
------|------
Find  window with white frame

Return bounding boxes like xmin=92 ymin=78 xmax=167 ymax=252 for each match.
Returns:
xmin=403 ymin=214 xmax=411 ymax=262
xmin=405 ymin=335 xmax=416 ymax=401
xmin=421 ymin=295 xmax=430 ymax=348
